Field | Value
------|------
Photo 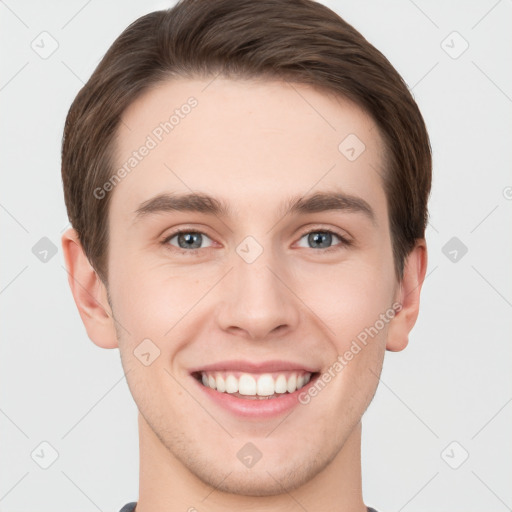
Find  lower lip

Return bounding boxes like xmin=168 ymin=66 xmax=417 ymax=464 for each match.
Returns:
xmin=193 ymin=375 xmax=318 ymax=419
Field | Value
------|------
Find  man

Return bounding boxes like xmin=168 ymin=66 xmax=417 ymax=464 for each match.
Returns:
xmin=61 ymin=0 xmax=431 ymax=510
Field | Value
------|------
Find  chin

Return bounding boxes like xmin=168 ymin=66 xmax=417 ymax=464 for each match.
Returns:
xmin=191 ymin=458 xmax=319 ymax=497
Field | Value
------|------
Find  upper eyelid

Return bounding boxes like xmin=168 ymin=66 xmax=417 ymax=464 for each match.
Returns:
xmin=163 ymin=227 xmax=213 ymax=240
xmin=295 ymin=229 xmax=350 ymax=248
xmin=297 ymin=225 xmax=352 ymax=243
xmin=164 ymin=229 xmax=215 ymax=245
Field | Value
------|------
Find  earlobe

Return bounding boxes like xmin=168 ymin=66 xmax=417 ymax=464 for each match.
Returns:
xmin=61 ymin=227 xmax=119 ymax=349
xmin=386 ymin=240 xmax=428 ymax=352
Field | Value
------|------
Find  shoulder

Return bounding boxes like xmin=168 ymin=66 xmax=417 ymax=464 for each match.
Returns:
xmin=118 ymin=502 xmax=137 ymax=512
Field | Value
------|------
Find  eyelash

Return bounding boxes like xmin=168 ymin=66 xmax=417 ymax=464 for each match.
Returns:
xmin=161 ymin=227 xmax=352 ymax=255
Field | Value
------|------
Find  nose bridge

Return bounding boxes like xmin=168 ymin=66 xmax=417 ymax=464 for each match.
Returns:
xmin=217 ymin=236 xmax=300 ymax=340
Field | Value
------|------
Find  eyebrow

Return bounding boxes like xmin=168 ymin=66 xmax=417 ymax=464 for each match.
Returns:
xmin=134 ymin=190 xmax=375 ymax=224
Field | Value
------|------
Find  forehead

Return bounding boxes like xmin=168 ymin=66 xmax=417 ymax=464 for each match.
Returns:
xmin=111 ymin=77 xmax=388 ymax=224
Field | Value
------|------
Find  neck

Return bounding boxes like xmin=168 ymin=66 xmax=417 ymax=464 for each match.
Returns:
xmin=136 ymin=413 xmax=366 ymax=512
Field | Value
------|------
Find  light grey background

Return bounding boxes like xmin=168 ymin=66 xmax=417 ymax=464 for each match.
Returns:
xmin=1 ymin=1 xmax=511 ymax=511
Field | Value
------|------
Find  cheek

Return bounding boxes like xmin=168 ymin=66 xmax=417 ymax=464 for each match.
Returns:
xmin=291 ymin=259 xmax=394 ymax=406
xmin=109 ymin=246 xmax=182 ymax=315
xmin=108 ymin=253 xmax=223 ymax=351
xmin=293 ymin=259 xmax=395 ymax=341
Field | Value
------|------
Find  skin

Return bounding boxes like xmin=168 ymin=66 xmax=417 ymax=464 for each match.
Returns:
xmin=62 ymin=77 xmax=427 ymax=512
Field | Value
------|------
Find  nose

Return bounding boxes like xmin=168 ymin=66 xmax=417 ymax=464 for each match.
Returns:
xmin=216 ymin=246 xmax=300 ymax=341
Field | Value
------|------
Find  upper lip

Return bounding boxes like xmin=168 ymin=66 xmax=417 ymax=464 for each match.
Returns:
xmin=189 ymin=359 xmax=319 ymax=374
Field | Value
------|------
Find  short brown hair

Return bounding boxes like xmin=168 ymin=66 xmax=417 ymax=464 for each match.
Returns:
xmin=62 ymin=0 xmax=432 ymax=283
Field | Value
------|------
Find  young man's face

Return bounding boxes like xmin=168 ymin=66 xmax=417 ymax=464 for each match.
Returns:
xmin=65 ymin=77 xmax=425 ymax=496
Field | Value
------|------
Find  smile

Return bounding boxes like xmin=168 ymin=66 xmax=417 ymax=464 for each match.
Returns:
xmin=195 ymin=370 xmax=313 ymax=399
xmin=189 ymin=360 xmax=321 ymax=418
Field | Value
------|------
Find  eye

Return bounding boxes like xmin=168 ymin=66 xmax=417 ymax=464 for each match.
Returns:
xmin=296 ymin=229 xmax=350 ymax=250
xmin=165 ymin=230 xmax=214 ymax=251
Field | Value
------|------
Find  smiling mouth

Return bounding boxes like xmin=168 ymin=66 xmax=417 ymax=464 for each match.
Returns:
xmin=192 ymin=370 xmax=320 ymax=400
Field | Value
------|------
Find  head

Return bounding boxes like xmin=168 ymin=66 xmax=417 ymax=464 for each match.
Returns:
xmin=62 ymin=0 xmax=430 ymax=498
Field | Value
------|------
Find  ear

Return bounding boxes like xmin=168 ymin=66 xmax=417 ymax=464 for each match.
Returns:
xmin=386 ymin=239 xmax=428 ymax=352
xmin=61 ymin=227 xmax=118 ymax=349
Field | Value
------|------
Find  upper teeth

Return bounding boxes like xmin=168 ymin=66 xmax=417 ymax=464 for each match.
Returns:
xmin=200 ymin=371 xmax=312 ymax=396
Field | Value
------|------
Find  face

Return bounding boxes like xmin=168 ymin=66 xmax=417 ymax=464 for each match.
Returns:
xmin=104 ymin=77 xmax=400 ymax=495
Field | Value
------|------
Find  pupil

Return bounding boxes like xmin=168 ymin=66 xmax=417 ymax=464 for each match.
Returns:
xmin=179 ymin=232 xmax=201 ymax=249
xmin=309 ymin=232 xmax=331 ymax=248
